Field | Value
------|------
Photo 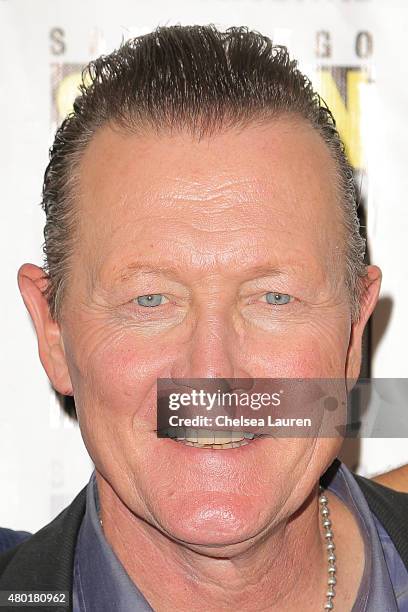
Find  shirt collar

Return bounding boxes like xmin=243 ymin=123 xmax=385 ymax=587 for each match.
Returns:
xmin=326 ymin=461 xmax=400 ymax=611
xmin=73 ymin=472 xmax=152 ymax=611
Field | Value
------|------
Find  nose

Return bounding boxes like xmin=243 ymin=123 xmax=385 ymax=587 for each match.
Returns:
xmin=166 ymin=311 xmax=254 ymax=421
xmin=170 ymin=313 xmax=251 ymax=383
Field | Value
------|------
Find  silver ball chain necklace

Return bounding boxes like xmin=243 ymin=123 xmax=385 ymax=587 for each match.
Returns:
xmin=319 ymin=487 xmax=337 ymax=610
xmin=99 ymin=489 xmax=337 ymax=610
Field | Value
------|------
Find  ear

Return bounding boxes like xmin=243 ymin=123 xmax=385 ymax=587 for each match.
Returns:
xmin=346 ymin=265 xmax=382 ymax=381
xmin=17 ymin=263 xmax=73 ymax=396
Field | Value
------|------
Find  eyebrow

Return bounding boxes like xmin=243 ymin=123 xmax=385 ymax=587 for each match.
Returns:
xmin=114 ymin=263 xmax=184 ymax=283
xmin=113 ymin=261 xmax=303 ymax=284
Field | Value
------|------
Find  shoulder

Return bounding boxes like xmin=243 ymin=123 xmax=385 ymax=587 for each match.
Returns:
xmin=0 ymin=528 xmax=31 ymax=554
xmin=0 ymin=486 xmax=87 ymax=594
xmin=353 ymin=472 xmax=408 ymax=517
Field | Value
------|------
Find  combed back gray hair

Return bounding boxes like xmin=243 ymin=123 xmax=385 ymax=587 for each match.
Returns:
xmin=41 ymin=24 xmax=367 ymax=322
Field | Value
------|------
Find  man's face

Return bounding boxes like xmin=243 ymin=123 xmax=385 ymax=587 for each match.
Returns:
xmin=46 ymin=119 xmax=374 ymax=548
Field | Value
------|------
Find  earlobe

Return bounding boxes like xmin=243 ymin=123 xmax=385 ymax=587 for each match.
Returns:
xmin=17 ymin=263 xmax=73 ymax=396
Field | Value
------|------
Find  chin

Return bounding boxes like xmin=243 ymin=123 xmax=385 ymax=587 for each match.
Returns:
xmin=154 ymin=491 xmax=267 ymax=549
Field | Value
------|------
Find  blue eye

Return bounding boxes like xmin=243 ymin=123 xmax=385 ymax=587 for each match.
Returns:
xmin=136 ymin=294 xmax=167 ymax=307
xmin=264 ymin=292 xmax=292 ymax=305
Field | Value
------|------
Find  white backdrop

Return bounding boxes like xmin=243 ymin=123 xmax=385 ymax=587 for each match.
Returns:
xmin=1 ymin=0 xmax=408 ymax=533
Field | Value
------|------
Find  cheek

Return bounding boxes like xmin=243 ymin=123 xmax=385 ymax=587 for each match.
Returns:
xmin=243 ymin=320 xmax=350 ymax=377
xmin=66 ymin=324 xmax=183 ymax=420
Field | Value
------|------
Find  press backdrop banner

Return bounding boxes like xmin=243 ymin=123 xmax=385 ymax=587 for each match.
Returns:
xmin=1 ymin=0 xmax=407 ymax=532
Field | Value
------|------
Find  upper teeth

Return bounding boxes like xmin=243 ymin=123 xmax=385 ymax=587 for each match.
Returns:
xmin=167 ymin=429 xmax=255 ymax=444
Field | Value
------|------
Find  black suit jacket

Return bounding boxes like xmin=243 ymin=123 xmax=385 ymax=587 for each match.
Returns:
xmin=0 ymin=529 xmax=31 ymax=555
xmin=1 ymin=464 xmax=408 ymax=612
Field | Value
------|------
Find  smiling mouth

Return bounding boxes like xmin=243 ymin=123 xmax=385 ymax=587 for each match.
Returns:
xmin=162 ymin=429 xmax=258 ymax=449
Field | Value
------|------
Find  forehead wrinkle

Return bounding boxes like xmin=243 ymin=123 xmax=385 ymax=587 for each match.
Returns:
xmin=160 ymin=176 xmax=254 ymax=205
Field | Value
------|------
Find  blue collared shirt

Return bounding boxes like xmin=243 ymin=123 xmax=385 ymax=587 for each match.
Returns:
xmin=73 ymin=462 xmax=408 ymax=611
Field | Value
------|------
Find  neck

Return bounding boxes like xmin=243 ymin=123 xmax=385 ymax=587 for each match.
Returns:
xmin=96 ymin=474 xmax=358 ymax=611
